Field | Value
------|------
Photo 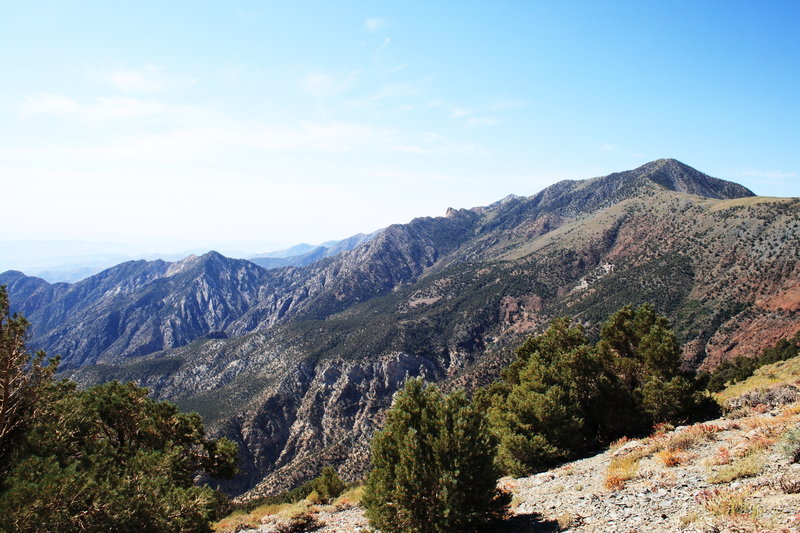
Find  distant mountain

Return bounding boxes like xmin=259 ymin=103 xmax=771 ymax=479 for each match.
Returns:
xmin=248 ymin=232 xmax=378 ymax=269
xmin=251 ymin=243 xmax=319 ymax=259
xmin=33 ymin=265 xmax=108 ymax=283
xmin=6 ymin=158 xmax=798 ymax=499
xmin=1 ymin=252 xmax=275 ymax=368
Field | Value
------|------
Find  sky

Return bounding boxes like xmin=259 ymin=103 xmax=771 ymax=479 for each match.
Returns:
xmin=1 ymin=1 xmax=799 ymax=271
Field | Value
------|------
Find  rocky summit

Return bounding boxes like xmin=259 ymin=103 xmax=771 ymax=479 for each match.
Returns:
xmin=3 ymin=158 xmax=799 ymax=498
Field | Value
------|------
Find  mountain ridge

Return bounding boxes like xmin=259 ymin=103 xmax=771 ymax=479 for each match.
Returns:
xmin=3 ymin=159 xmax=796 ymax=498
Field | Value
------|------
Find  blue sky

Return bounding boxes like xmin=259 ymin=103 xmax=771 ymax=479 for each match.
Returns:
xmin=1 ymin=1 xmax=798 ymax=269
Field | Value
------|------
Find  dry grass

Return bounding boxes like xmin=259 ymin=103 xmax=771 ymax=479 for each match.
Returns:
xmin=717 ymin=357 xmax=800 ymax=403
xmin=649 ymin=470 xmax=678 ymax=489
xmin=651 ymin=422 xmax=675 ymax=437
xmin=783 ymin=403 xmax=800 ymax=416
xmin=695 ymin=486 xmax=760 ymax=517
xmin=332 ymin=485 xmax=364 ymax=508
xmin=737 ymin=435 xmax=775 ymax=457
xmin=707 ymin=452 xmax=765 ymax=484
xmin=679 ymin=510 xmax=700 ymax=527
xmin=556 ymin=512 xmax=584 ymax=529
xmin=709 ymin=446 xmax=733 ymax=466
xmin=604 ymin=454 xmax=640 ymax=490
xmin=778 ymin=470 xmax=800 ymax=494
xmin=558 ymin=464 xmax=576 ymax=476
xmin=609 ymin=436 xmax=632 ymax=451
xmin=273 ymin=511 xmax=321 ymax=533
xmin=666 ymin=423 xmax=721 ymax=451
xmin=656 ymin=448 xmax=688 ymax=467
xmin=213 ymin=510 xmax=254 ymax=533
xmin=213 ymin=499 xmax=315 ymax=533
xmin=214 ymin=484 xmax=365 ymax=532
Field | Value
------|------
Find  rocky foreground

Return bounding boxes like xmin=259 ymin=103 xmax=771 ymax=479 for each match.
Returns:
xmin=236 ymin=383 xmax=800 ymax=533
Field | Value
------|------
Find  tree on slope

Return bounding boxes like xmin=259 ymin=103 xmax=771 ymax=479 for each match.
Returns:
xmin=363 ymin=378 xmax=509 ymax=533
xmin=0 ymin=285 xmax=58 ymax=476
xmin=482 ymin=318 xmax=627 ymax=476
xmin=0 ymin=286 xmax=239 ymax=533
xmin=0 ymin=380 xmax=239 ymax=533
xmin=482 ymin=303 xmax=719 ymax=477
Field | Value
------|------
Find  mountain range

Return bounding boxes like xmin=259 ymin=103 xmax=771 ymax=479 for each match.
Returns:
xmin=3 ymin=158 xmax=798 ymax=498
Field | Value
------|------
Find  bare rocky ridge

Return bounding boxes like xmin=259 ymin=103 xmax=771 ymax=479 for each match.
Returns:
xmin=3 ymin=158 xmax=798 ymax=498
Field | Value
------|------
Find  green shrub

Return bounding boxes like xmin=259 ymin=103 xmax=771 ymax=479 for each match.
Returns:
xmin=0 ymin=380 xmax=238 ymax=533
xmin=313 ymin=466 xmax=345 ymax=503
xmin=0 ymin=286 xmax=59 ymax=477
xmin=781 ymin=425 xmax=800 ymax=463
xmin=363 ymin=378 xmax=509 ymax=533
xmin=707 ymin=452 xmax=765 ymax=484
xmin=0 ymin=286 xmax=238 ymax=532
xmin=484 ymin=304 xmax=718 ymax=476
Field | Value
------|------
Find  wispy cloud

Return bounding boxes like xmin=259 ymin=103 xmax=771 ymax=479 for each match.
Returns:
xmin=6 ymin=118 xmax=390 ymax=163
xmin=382 ymin=63 xmax=409 ymax=75
xmin=467 ymin=117 xmax=499 ymax=126
xmin=365 ymin=17 xmax=386 ymax=33
xmin=374 ymin=37 xmax=391 ymax=63
xmin=301 ymin=69 xmax=359 ymax=98
xmin=487 ymin=99 xmax=528 ymax=111
xmin=449 ymin=107 xmax=473 ymax=119
xmin=89 ymin=65 xmax=168 ymax=92
xmin=21 ymin=93 xmax=168 ymax=121
xmin=445 ymin=99 xmax=521 ymax=126
xmin=347 ymin=82 xmax=429 ymax=108
xmin=391 ymin=144 xmax=429 ymax=154
xmin=448 ymin=106 xmax=499 ymax=127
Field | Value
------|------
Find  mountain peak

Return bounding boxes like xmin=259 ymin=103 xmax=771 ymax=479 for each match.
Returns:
xmin=633 ymin=158 xmax=754 ymax=200
xmin=201 ymin=250 xmax=226 ymax=261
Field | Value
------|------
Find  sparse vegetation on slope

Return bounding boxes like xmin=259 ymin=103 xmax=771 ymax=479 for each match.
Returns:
xmin=703 ymin=330 xmax=800 ymax=392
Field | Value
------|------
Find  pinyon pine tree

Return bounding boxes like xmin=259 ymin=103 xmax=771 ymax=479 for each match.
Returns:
xmin=0 ymin=286 xmax=238 ymax=533
xmin=363 ymin=378 xmax=509 ymax=533
xmin=0 ymin=285 xmax=58 ymax=476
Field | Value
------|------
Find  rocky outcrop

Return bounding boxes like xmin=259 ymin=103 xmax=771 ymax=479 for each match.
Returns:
xmin=219 ymin=352 xmax=442 ymax=498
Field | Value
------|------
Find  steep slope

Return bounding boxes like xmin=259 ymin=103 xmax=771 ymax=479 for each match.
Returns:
xmin=3 ymin=158 xmax=754 ymax=371
xmin=0 ymin=270 xmax=69 ymax=317
xmin=58 ymin=160 xmax=797 ymax=499
xmin=2 ymin=253 xmax=278 ymax=368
